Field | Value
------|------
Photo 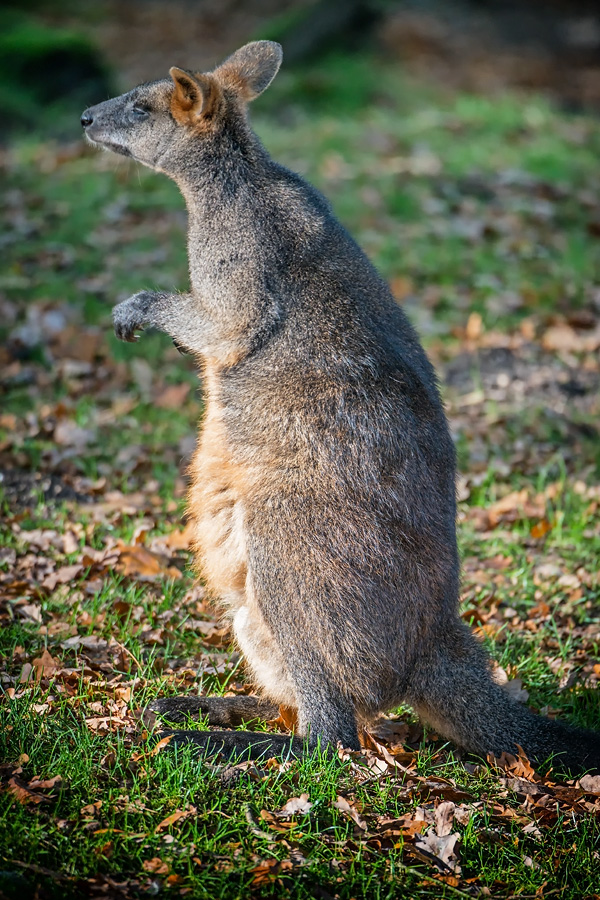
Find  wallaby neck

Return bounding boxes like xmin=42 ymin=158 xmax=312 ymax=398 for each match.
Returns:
xmin=173 ymin=136 xmax=281 ymax=358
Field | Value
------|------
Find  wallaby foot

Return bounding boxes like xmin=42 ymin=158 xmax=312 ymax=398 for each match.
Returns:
xmin=148 ymin=694 xmax=279 ymax=728
xmin=159 ymin=728 xmax=302 ymax=761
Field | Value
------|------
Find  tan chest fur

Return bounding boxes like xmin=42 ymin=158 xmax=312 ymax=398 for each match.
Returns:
xmin=187 ymin=362 xmax=250 ymax=612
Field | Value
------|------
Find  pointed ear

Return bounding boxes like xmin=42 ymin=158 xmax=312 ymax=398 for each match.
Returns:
xmin=169 ymin=67 xmax=221 ymax=125
xmin=214 ymin=41 xmax=283 ymax=101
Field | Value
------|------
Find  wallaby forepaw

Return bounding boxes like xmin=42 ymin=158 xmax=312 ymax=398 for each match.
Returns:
xmin=113 ymin=291 xmax=156 ymax=342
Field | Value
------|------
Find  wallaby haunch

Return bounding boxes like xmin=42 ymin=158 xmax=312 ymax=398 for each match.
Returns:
xmin=82 ymin=41 xmax=599 ymax=770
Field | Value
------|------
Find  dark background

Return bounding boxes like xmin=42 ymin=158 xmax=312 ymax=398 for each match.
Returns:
xmin=2 ymin=0 xmax=600 ymax=142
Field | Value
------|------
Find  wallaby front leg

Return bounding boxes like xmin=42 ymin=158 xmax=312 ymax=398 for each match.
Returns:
xmin=112 ymin=290 xmax=210 ymax=352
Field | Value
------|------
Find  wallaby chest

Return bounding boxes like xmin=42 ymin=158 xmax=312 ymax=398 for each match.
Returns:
xmin=188 ymin=363 xmax=250 ymax=611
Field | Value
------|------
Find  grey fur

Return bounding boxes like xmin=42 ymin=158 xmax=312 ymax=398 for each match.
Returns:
xmin=82 ymin=42 xmax=599 ymax=772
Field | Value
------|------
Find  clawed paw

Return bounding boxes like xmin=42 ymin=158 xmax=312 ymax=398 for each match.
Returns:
xmin=112 ymin=291 xmax=155 ymax=342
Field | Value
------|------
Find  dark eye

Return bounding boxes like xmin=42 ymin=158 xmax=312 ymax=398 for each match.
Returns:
xmin=132 ymin=105 xmax=150 ymax=119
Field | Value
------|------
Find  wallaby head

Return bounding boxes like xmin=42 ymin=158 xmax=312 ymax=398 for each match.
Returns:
xmin=81 ymin=41 xmax=282 ymax=176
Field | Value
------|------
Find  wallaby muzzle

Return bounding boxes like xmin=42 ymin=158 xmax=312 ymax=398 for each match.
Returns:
xmin=81 ymin=98 xmax=133 ymax=157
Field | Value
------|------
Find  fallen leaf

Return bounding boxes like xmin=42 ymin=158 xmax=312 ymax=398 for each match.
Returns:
xmin=54 ymin=420 xmax=95 ymax=448
xmin=491 ymin=745 xmax=539 ymax=781
xmin=18 ymin=604 xmax=43 ymax=624
xmin=268 ymin=705 xmax=298 ymax=732
xmin=465 ymin=311 xmax=483 ymax=341
xmin=42 ymin=564 xmax=83 ymax=591
xmin=150 ymin=734 xmax=174 ymax=756
xmin=7 ymin=776 xmax=46 ymax=805
xmin=155 ymin=806 xmax=196 ymax=832
xmin=579 ymin=774 xmax=600 ymax=794
xmin=250 ymin=858 xmax=290 ymax=886
xmin=434 ymin=801 xmax=456 ymax=837
xmin=142 ymin=857 xmax=170 ymax=874
xmin=414 ymin=830 xmax=461 ymax=873
xmin=28 ymin=775 xmax=62 ymax=790
xmin=334 ymin=795 xmax=367 ymax=831
xmin=31 ymin=649 xmax=61 ymax=681
xmin=368 ymin=716 xmax=410 ymax=748
xmin=159 ymin=522 xmax=195 ymax=550
xmin=116 ymin=544 xmax=181 ymax=581
xmin=274 ymin=794 xmax=313 ymax=818
xmin=80 ymin=801 xmax=102 ymax=816
xmin=530 ymin=518 xmax=552 ymax=539
xmin=502 ymin=678 xmax=530 ymax=704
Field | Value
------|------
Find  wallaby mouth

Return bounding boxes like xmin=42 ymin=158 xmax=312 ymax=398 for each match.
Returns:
xmin=86 ymin=134 xmax=132 ymax=158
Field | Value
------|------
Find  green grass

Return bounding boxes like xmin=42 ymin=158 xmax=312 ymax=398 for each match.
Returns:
xmin=1 ymin=48 xmax=600 ymax=900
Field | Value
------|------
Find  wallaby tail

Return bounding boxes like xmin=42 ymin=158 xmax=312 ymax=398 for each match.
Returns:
xmin=407 ymin=623 xmax=600 ymax=774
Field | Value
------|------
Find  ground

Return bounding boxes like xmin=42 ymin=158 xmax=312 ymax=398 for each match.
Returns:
xmin=1 ymin=48 xmax=600 ymax=900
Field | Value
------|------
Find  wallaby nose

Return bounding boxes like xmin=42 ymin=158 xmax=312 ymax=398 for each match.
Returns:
xmin=81 ymin=110 xmax=94 ymax=128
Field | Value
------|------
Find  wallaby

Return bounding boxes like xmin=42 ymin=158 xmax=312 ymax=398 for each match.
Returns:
xmin=81 ymin=41 xmax=599 ymax=771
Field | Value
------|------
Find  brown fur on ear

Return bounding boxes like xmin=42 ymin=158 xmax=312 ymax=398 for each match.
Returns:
xmin=214 ymin=41 xmax=282 ymax=102
xmin=169 ymin=67 xmax=221 ymax=126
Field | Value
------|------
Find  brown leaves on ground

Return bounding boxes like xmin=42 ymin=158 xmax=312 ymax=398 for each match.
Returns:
xmin=412 ymin=801 xmax=462 ymax=876
xmin=142 ymin=857 xmax=170 ymax=874
xmin=155 ymin=804 xmax=197 ymax=832
xmin=274 ymin=794 xmax=313 ymax=818
xmin=1 ymin=139 xmax=600 ymax=899
xmin=268 ymin=705 xmax=298 ymax=732
xmin=116 ymin=542 xmax=182 ymax=582
xmin=1 ymin=519 xmax=188 ymax=609
xmin=6 ymin=771 xmax=62 ymax=805
xmin=244 ymin=732 xmax=600 ymax=890
xmin=31 ymin=648 xmax=61 ymax=681
xmin=334 ymin=795 xmax=368 ymax=831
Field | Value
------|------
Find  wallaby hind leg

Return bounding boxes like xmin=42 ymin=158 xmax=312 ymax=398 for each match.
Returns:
xmin=146 ymin=696 xmax=298 ymax=760
xmin=291 ymin=671 xmax=360 ymax=750
xmin=147 ymin=694 xmax=279 ymax=728
xmin=159 ymin=728 xmax=302 ymax=761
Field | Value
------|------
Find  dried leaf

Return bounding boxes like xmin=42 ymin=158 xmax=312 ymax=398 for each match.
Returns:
xmin=155 ymin=804 xmax=196 ymax=832
xmin=434 ymin=801 xmax=456 ymax=837
xmin=334 ymin=795 xmax=367 ymax=831
xmin=268 ymin=705 xmax=298 ymax=732
xmin=160 ymin=522 xmax=195 ymax=550
xmin=31 ymin=649 xmax=61 ymax=681
xmin=150 ymin=734 xmax=174 ymax=756
xmin=579 ymin=774 xmax=600 ymax=794
xmin=414 ymin=830 xmax=461 ymax=873
xmin=28 ymin=775 xmax=62 ymax=790
xmin=274 ymin=794 xmax=313 ymax=818
xmin=154 ymin=382 xmax=191 ymax=409
xmin=142 ymin=857 xmax=169 ymax=874
xmin=117 ymin=544 xmax=181 ymax=581
xmin=18 ymin=604 xmax=43 ymax=624
xmin=7 ymin=776 xmax=45 ymax=805
xmin=491 ymin=745 xmax=538 ymax=781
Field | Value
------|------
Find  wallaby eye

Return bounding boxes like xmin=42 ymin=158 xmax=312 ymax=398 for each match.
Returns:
xmin=132 ymin=104 xmax=150 ymax=119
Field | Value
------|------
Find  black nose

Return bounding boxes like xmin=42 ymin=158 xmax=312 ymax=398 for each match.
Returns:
xmin=81 ymin=110 xmax=93 ymax=128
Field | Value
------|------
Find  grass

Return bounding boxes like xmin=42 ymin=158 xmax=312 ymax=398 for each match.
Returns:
xmin=1 ymin=47 xmax=600 ymax=900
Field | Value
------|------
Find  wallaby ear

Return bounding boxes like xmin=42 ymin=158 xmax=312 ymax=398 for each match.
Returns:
xmin=214 ymin=41 xmax=283 ymax=101
xmin=169 ymin=67 xmax=221 ymax=125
